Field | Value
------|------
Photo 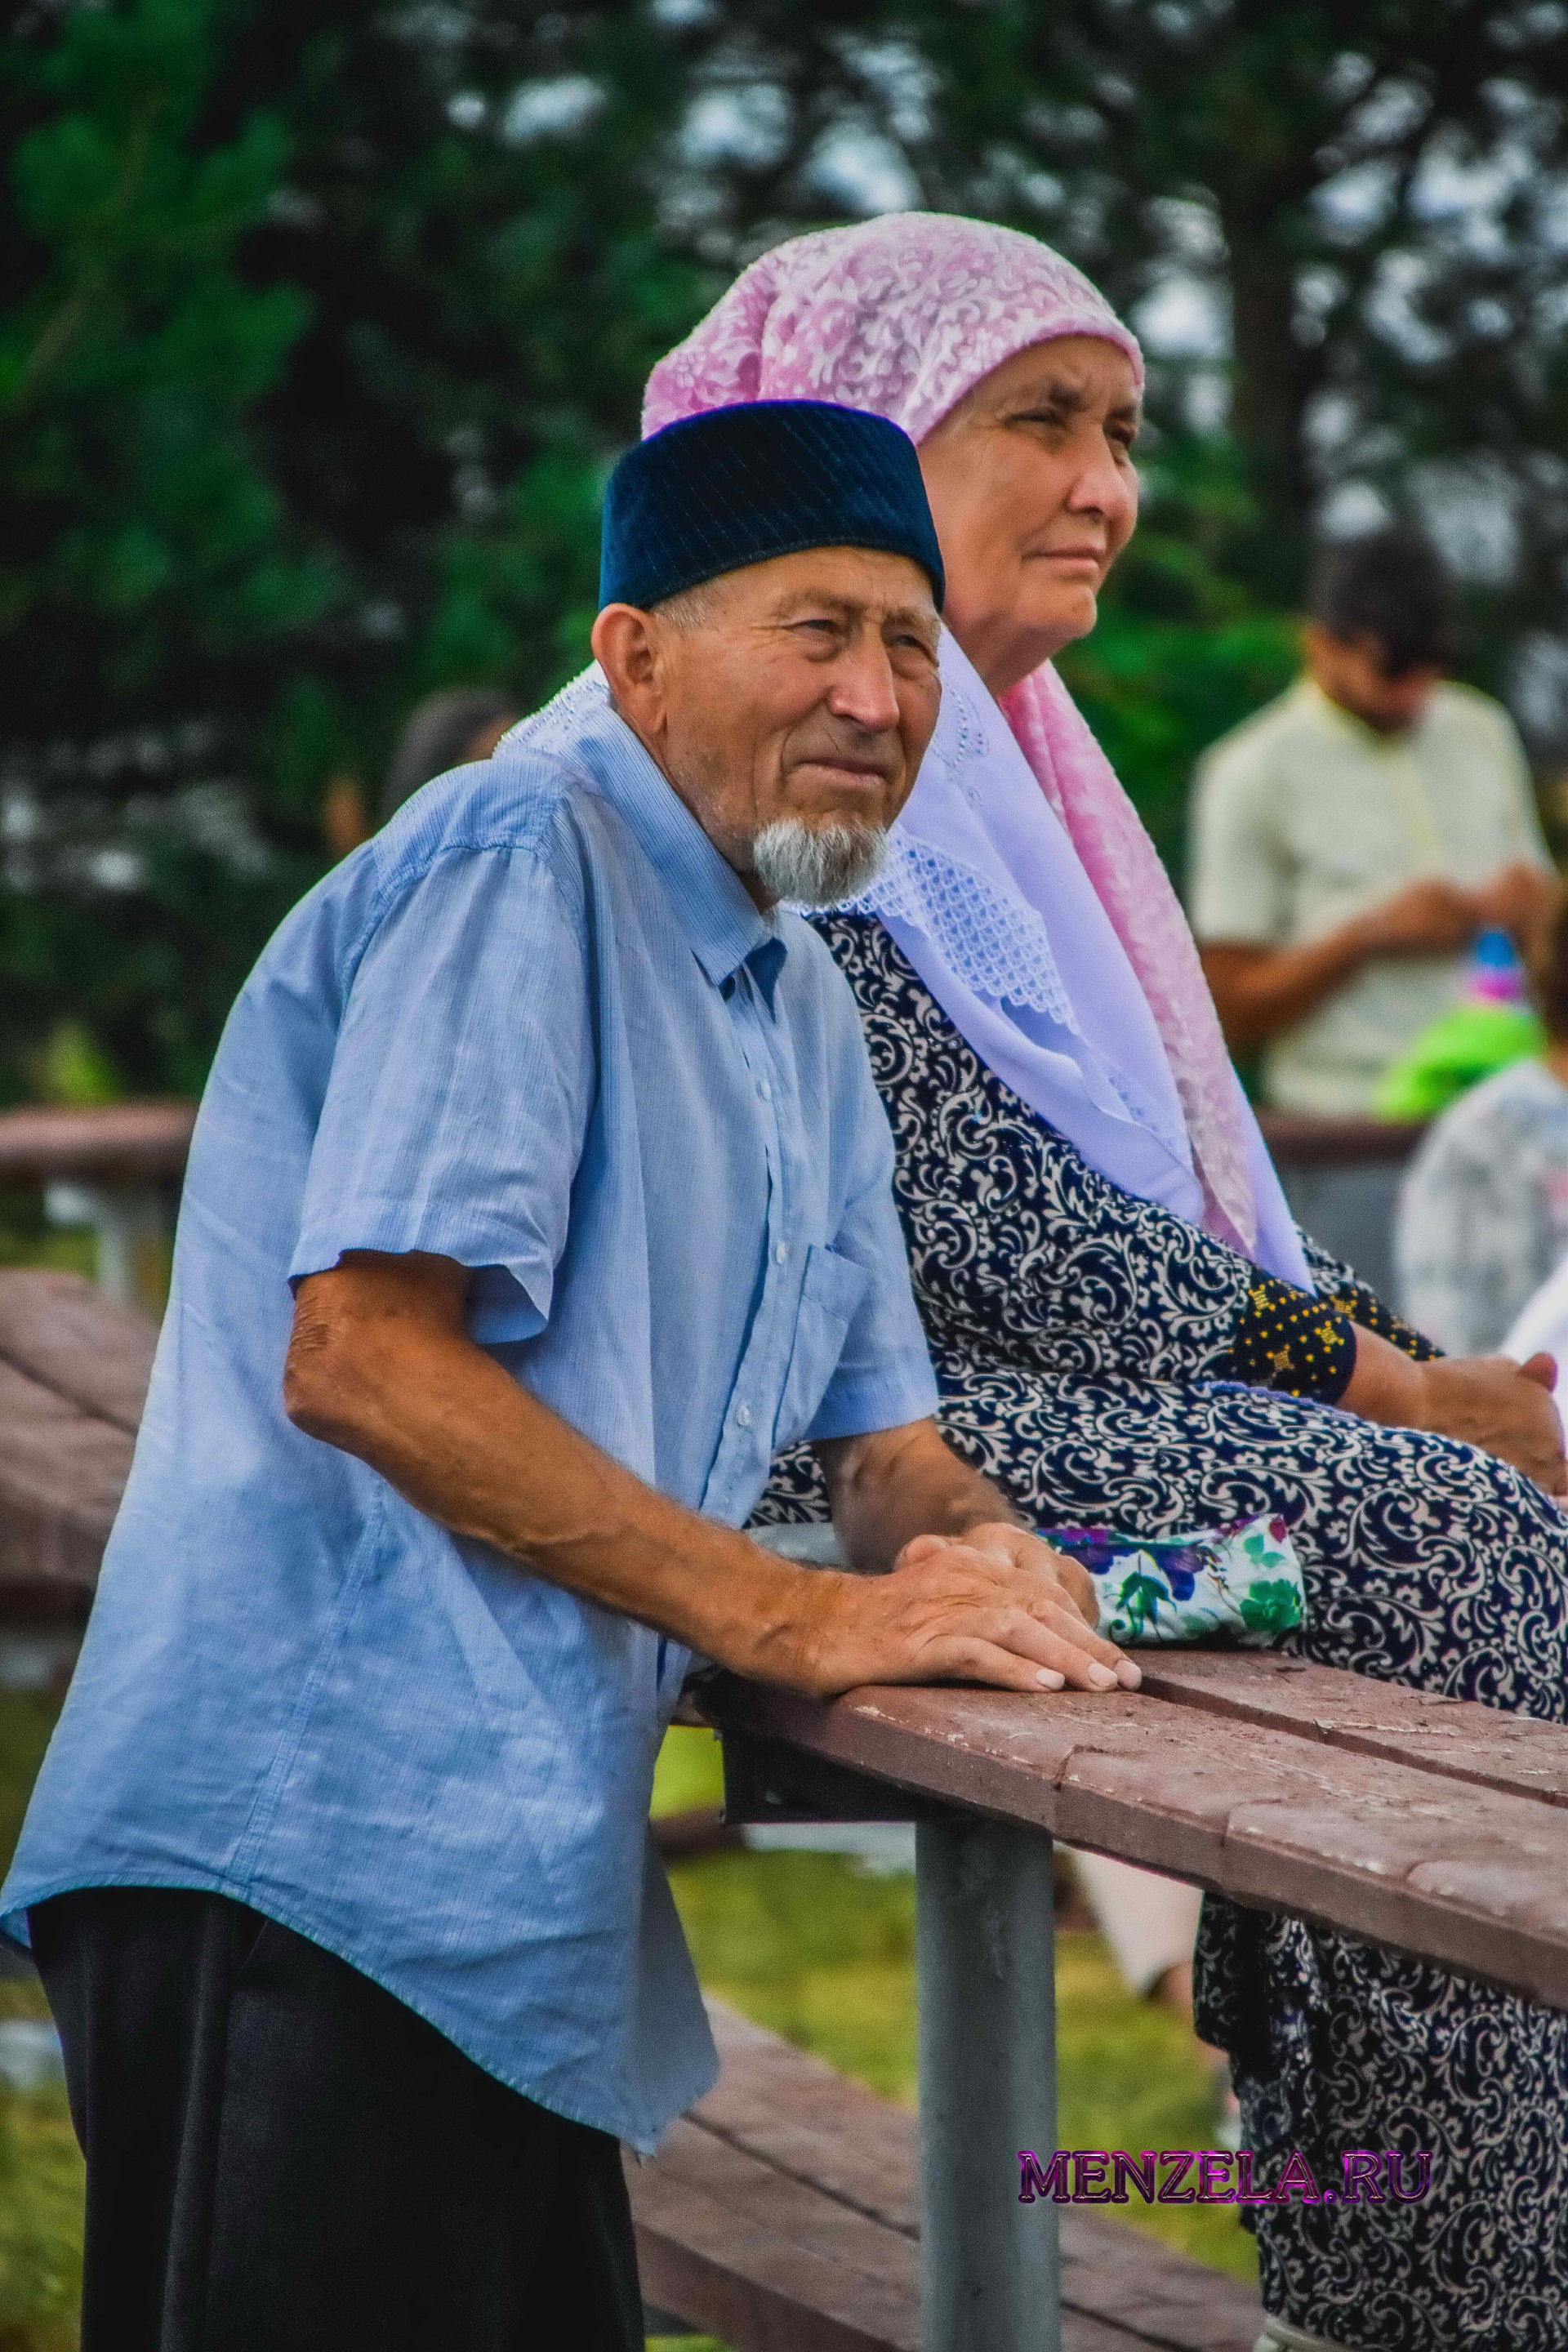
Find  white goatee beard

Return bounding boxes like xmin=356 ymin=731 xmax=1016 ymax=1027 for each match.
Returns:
xmin=751 ymin=819 xmax=889 ymax=908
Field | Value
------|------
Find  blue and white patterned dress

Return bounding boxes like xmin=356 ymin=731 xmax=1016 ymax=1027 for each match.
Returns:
xmin=757 ymin=911 xmax=1568 ymax=2352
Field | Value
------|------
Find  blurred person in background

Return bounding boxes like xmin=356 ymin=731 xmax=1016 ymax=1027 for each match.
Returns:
xmin=1191 ymin=528 xmax=1557 ymax=1113
xmin=319 ymin=690 xmax=520 ymax=863
xmin=381 ymin=686 xmax=519 ymax=823
xmin=651 ymin=213 xmax=1568 ymax=2352
xmin=1397 ymin=898 xmax=1568 ymax=1354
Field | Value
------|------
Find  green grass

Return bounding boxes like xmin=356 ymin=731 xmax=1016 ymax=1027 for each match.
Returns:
xmin=0 ymin=2046 xmax=82 ymax=2352
xmin=0 ymin=1690 xmax=83 ymax=2351
xmin=0 ymin=1197 xmax=95 ymax=1285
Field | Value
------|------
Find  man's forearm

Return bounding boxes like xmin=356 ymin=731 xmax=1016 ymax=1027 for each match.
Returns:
xmin=818 ymin=1418 xmax=1024 ymax=1570
xmin=1200 ymin=931 xmax=1370 ymax=1054
xmin=287 ymin=1253 xmax=1135 ymax=1699
xmin=286 ymin=1257 xmax=822 ymax=1682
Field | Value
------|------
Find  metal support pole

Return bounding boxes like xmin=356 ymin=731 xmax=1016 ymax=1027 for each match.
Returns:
xmin=44 ymin=1179 xmax=167 ymax=1309
xmin=916 ymin=1815 xmax=1059 ymax=2352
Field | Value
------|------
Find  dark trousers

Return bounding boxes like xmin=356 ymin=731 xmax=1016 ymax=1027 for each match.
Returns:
xmin=30 ymin=1887 xmax=644 ymax=2352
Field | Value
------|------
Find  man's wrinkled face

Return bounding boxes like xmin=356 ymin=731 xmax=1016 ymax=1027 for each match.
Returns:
xmin=591 ymin=546 xmax=942 ymax=905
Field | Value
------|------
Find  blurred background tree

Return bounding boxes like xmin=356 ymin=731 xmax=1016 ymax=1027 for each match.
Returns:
xmin=4 ymin=0 xmax=1568 ymax=1094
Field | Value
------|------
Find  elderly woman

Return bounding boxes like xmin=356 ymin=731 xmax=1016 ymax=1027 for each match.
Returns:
xmin=645 ymin=216 xmax=1568 ymax=2352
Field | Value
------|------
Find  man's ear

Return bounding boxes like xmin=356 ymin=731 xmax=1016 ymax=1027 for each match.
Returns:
xmin=592 ymin=604 xmax=666 ymax=741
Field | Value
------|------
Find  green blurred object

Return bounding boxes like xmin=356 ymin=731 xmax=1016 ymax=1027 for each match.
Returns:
xmin=1374 ymin=1002 xmax=1545 ymax=1120
xmin=1374 ymin=929 xmax=1545 ymax=1120
xmin=34 ymin=1020 xmax=122 ymax=1110
xmin=10 ymin=1 xmax=1566 ymax=1106
xmin=0 ymin=1690 xmax=83 ymax=2349
xmin=0 ymin=2072 xmax=82 ymax=2352
xmin=651 ymin=1726 xmax=725 ymax=1819
xmin=0 ymin=1197 xmax=95 ymax=1283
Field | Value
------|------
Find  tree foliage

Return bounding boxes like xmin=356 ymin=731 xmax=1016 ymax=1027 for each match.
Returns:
xmin=2 ymin=0 xmax=717 ymax=1094
xmin=4 ymin=0 xmax=1568 ymax=1094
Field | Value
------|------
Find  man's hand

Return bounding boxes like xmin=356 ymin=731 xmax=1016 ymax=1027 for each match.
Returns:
xmin=1354 ymin=876 xmax=1480 ymax=960
xmin=768 ymin=1522 xmax=1141 ymax=1700
xmin=1472 ymin=859 xmax=1561 ymax=947
xmin=1201 ymin=880 xmax=1477 ymax=1054
xmin=1343 ymin=1323 xmax=1566 ymax=1495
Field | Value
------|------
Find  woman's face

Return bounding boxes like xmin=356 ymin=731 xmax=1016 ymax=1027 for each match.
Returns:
xmin=918 ymin=336 xmax=1141 ymax=697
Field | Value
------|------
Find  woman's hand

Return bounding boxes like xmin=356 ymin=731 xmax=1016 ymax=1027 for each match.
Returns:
xmin=1414 ymin=1353 xmax=1566 ymax=1496
xmin=1343 ymin=1325 xmax=1566 ymax=1496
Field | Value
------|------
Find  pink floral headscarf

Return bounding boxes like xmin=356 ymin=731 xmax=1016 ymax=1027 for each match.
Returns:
xmin=644 ymin=212 xmax=1261 ymax=1258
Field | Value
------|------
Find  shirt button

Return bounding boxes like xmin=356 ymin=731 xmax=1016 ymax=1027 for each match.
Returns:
xmin=756 ymin=1078 xmax=772 ymax=1100
xmin=774 ymin=1241 xmax=789 ymax=1264
xmin=735 ymin=1403 xmax=752 ymax=1427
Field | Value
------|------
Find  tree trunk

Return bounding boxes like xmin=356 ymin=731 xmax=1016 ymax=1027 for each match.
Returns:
xmin=1223 ymin=225 xmax=1321 ymax=603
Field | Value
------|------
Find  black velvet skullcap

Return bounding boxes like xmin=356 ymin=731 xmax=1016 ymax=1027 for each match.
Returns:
xmin=599 ymin=400 xmax=945 ymax=613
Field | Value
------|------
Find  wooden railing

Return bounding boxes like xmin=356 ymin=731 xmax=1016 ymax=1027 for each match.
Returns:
xmin=0 ymin=1100 xmax=195 ymax=1309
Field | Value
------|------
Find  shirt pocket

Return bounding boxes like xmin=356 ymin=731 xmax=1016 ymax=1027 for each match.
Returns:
xmin=772 ymin=1244 xmax=871 ymax=1449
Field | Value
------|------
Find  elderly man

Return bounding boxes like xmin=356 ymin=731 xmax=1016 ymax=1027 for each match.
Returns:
xmin=2 ymin=400 xmax=1134 ymax=2352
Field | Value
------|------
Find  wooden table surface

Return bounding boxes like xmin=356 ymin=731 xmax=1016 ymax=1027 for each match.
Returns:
xmin=692 ymin=1654 xmax=1568 ymax=2011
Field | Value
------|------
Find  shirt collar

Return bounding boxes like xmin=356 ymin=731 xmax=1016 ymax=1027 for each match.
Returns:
xmin=1297 ymin=674 xmax=1419 ymax=754
xmin=568 ymin=691 xmax=787 ymax=994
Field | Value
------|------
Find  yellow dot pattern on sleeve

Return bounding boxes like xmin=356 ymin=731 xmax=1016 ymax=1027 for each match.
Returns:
xmin=1232 ymin=1276 xmax=1358 ymax=1402
xmin=1331 ymin=1288 xmax=1441 ymax=1363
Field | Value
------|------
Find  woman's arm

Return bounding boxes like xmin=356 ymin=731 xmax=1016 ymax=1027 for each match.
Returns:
xmin=1339 ymin=1325 xmax=1566 ymax=1495
xmin=1236 ymin=1250 xmax=1564 ymax=1490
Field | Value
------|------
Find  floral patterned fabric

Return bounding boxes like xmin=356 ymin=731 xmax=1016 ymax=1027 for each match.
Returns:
xmin=756 ymin=911 xmax=1568 ymax=2352
xmin=1050 ymin=1513 xmax=1304 ymax=1646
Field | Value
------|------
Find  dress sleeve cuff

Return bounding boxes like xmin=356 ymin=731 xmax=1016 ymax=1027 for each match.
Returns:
xmin=1229 ymin=1275 xmax=1358 ymax=1404
xmin=1321 ymin=1278 xmax=1442 ymax=1363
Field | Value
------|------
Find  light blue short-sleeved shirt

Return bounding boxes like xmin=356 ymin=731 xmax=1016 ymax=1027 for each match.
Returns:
xmin=1 ymin=676 xmax=938 ymax=2150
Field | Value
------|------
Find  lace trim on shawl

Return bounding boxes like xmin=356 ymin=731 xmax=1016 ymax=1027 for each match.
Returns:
xmin=500 ymin=666 xmax=610 ymax=755
xmin=843 ymin=839 xmax=1076 ymax=1026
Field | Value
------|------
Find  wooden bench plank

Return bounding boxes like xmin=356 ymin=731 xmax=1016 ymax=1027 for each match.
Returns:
xmin=0 ymin=1269 xmax=158 ymax=1612
xmin=635 ymin=2116 xmax=1256 ymax=2352
xmin=693 ymin=2002 xmax=1265 ymax=2352
xmin=635 ymin=2125 xmax=1165 ymax=2352
xmin=0 ymin=1357 xmax=136 ymax=1608
xmin=0 ymin=1268 xmax=157 ymax=1436
xmin=693 ymin=1677 xmax=1568 ymax=2008
xmin=632 ymin=2116 xmax=920 ymax=2352
xmin=699 ymin=2000 xmax=919 ymax=2231
xmin=1138 ymin=1650 xmax=1568 ymax=1809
